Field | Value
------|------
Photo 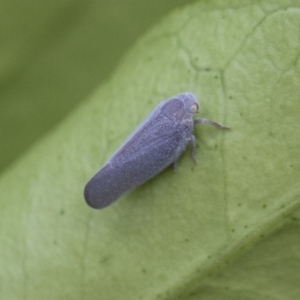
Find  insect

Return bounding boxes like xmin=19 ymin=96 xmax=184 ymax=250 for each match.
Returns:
xmin=84 ymin=92 xmax=229 ymax=209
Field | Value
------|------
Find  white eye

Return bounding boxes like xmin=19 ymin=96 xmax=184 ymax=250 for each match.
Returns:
xmin=191 ymin=103 xmax=199 ymax=113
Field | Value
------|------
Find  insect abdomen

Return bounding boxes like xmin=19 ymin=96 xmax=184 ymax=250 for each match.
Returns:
xmin=84 ymin=133 xmax=186 ymax=209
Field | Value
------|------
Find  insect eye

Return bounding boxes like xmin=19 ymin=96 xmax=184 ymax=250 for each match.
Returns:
xmin=191 ymin=103 xmax=199 ymax=113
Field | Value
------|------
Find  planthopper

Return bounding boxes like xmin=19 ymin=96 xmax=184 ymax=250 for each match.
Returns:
xmin=84 ymin=92 xmax=229 ymax=209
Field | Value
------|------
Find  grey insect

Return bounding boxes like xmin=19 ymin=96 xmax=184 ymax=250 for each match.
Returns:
xmin=84 ymin=92 xmax=228 ymax=209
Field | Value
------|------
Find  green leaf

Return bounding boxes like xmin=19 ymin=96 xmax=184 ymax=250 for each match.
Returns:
xmin=1 ymin=0 xmax=300 ymax=299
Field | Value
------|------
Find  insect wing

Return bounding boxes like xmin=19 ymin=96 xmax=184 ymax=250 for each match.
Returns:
xmin=84 ymin=121 xmax=183 ymax=209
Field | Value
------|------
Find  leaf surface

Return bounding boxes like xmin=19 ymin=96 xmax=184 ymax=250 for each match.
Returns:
xmin=1 ymin=1 xmax=300 ymax=299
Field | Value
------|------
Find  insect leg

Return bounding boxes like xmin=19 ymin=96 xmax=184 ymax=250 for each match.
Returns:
xmin=194 ymin=118 xmax=230 ymax=129
xmin=189 ymin=135 xmax=197 ymax=164
xmin=172 ymin=160 xmax=178 ymax=171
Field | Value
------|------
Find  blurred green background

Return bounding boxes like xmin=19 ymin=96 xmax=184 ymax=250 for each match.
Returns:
xmin=0 ymin=0 xmax=196 ymax=174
